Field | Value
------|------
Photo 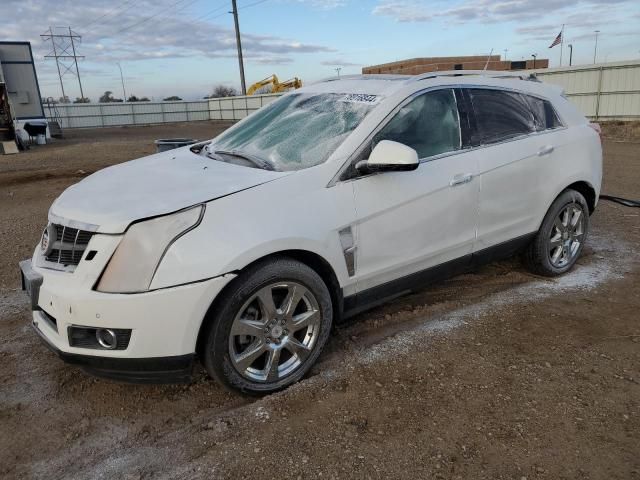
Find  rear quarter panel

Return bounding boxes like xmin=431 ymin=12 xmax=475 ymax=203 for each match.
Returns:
xmin=534 ymin=122 xmax=602 ymax=231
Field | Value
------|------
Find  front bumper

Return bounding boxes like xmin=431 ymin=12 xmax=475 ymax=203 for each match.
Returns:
xmin=32 ymin=318 xmax=194 ymax=383
xmin=20 ymin=258 xmax=235 ymax=383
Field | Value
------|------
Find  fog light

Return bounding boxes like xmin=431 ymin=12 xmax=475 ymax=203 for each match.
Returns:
xmin=96 ymin=328 xmax=118 ymax=350
xmin=68 ymin=326 xmax=132 ymax=350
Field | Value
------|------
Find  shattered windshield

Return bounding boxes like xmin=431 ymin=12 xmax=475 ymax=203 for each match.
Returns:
xmin=209 ymin=93 xmax=377 ymax=171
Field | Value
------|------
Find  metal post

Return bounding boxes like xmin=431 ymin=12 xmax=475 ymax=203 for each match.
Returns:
xmin=68 ymin=27 xmax=85 ymax=100
xmin=231 ymin=0 xmax=247 ymax=95
xmin=559 ymin=24 xmax=565 ymax=67
xmin=593 ymin=30 xmax=600 ymax=64
xmin=532 ymin=54 xmax=537 ymax=69
xmin=117 ymin=63 xmax=127 ymax=102
xmin=595 ymin=66 xmax=604 ymax=120
xmin=503 ymin=49 xmax=508 ymax=61
xmin=49 ymin=27 xmax=66 ymax=100
xmin=335 ymin=67 xmax=342 ymax=77
xmin=568 ymin=44 xmax=573 ymax=66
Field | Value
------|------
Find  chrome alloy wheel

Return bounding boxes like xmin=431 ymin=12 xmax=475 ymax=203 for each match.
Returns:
xmin=228 ymin=282 xmax=322 ymax=382
xmin=548 ymin=202 xmax=585 ymax=268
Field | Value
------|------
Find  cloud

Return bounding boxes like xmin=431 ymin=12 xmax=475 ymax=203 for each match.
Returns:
xmin=247 ymin=55 xmax=295 ymax=65
xmin=372 ymin=2 xmax=432 ymax=22
xmin=320 ymin=58 xmax=362 ymax=66
xmin=373 ymin=0 xmax=635 ymax=24
xmin=291 ymin=0 xmax=347 ymax=9
xmin=1 ymin=0 xmax=335 ymax=66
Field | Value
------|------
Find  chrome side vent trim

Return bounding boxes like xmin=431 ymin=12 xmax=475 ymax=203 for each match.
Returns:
xmin=338 ymin=226 xmax=356 ymax=277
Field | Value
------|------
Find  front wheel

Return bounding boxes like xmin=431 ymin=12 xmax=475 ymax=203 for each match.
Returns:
xmin=202 ymin=257 xmax=333 ymax=395
xmin=524 ymin=189 xmax=590 ymax=276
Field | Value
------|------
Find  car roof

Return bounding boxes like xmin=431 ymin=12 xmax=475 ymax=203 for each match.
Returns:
xmin=301 ymin=71 xmax=563 ymax=99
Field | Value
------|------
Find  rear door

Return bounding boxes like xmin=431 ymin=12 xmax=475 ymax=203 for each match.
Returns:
xmin=464 ymin=88 xmax=553 ymax=250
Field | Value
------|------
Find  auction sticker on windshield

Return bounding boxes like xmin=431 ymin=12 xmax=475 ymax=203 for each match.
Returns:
xmin=342 ymin=93 xmax=381 ymax=104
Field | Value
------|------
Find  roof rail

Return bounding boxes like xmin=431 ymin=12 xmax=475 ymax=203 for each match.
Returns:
xmin=410 ymin=70 xmax=540 ymax=82
xmin=315 ymin=73 xmax=409 ymax=84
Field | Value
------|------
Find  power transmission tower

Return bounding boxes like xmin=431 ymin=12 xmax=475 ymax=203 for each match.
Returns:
xmin=230 ymin=1 xmax=247 ymax=95
xmin=41 ymin=27 xmax=86 ymax=101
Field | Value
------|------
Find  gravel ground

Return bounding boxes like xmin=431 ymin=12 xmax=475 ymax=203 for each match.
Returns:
xmin=0 ymin=122 xmax=638 ymax=479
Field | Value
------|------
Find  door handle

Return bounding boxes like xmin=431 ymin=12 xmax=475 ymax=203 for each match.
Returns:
xmin=450 ymin=173 xmax=474 ymax=187
xmin=537 ymin=145 xmax=554 ymax=156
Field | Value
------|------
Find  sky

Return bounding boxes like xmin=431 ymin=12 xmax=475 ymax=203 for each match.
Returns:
xmin=2 ymin=0 xmax=640 ymax=101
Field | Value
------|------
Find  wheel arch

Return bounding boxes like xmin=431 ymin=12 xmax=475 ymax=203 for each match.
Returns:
xmin=566 ymin=180 xmax=597 ymax=214
xmin=195 ymin=249 xmax=343 ymax=359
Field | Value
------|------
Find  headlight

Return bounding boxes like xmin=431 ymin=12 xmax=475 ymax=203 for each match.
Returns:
xmin=96 ymin=205 xmax=204 ymax=293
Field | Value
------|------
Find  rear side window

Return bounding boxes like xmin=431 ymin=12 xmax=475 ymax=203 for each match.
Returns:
xmin=467 ymin=89 xmax=535 ymax=144
xmin=372 ymin=89 xmax=461 ymax=159
xmin=524 ymin=95 xmax=563 ymax=131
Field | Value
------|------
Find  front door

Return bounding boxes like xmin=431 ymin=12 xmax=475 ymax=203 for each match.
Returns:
xmin=350 ymin=88 xmax=479 ymax=294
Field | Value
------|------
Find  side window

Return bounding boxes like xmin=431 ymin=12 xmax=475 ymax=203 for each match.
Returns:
xmin=524 ymin=95 xmax=563 ymax=131
xmin=467 ymin=89 xmax=535 ymax=144
xmin=544 ymin=101 xmax=563 ymax=129
xmin=372 ymin=89 xmax=461 ymax=159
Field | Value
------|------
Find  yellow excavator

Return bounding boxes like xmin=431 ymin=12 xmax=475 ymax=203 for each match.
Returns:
xmin=247 ymin=74 xmax=303 ymax=95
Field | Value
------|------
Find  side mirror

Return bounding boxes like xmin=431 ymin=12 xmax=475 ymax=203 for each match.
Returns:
xmin=355 ymin=140 xmax=419 ymax=175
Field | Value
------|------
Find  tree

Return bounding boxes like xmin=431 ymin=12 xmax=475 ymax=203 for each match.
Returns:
xmin=207 ymin=85 xmax=237 ymax=98
xmin=163 ymin=95 xmax=182 ymax=101
xmin=73 ymin=97 xmax=90 ymax=103
xmin=99 ymin=91 xmax=123 ymax=103
xmin=126 ymin=95 xmax=151 ymax=102
xmin=58 ymin=95 xmax=71 ymax=104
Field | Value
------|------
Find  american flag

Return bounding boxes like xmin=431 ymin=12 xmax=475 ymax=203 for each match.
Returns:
xmin=549 ymin=30 xmax=562 ymax=48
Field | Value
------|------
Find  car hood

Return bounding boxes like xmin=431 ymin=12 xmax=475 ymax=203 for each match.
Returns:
xmin=49 ymin=147 xmax=288 ymax=233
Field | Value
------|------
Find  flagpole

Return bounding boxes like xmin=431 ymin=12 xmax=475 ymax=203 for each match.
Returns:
xmin=559 ymin=24 xmax=565 ymax=66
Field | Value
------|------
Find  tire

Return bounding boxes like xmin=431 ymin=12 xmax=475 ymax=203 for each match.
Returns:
xmin=202 ymin=256 xmax=333 ymax=395
xmin=524 ymin=189 xmax=590 ymax=276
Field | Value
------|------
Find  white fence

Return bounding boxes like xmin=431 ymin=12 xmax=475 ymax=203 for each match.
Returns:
xmin=533 ymin=60 xmax=640 ymax=120
xmin=43 ymin=61 xmax=640 ymax=128
xmin=43 ymin=93 xmax=282 ymax=129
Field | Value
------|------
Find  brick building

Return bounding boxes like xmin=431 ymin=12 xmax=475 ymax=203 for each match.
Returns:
xmin=362 ymin=55 xmax=549 ymax=75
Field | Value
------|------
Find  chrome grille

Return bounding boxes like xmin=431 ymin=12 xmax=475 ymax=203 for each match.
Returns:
xmin=44 ymin=224 xmax=94 ymax=266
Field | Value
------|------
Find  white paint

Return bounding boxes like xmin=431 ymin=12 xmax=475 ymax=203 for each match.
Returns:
xmin=32 ymin=73 xmax=601 ymax=367
xmin=50 ymin=147 xmax=288 ymax=234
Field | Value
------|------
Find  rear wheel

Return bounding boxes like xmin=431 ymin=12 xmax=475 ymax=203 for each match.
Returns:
xmin=524 ymin=189 xmax=589 ymax=276
xmin=202 ymin=257 xmax=332 ymax=394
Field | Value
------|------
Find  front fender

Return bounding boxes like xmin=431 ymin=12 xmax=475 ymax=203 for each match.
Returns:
xmin=150 ymin=176 xmax=356 ymax=291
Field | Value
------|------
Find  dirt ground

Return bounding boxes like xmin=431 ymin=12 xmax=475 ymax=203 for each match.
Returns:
xmin=1 ymin=122 xmax=638 ymax=479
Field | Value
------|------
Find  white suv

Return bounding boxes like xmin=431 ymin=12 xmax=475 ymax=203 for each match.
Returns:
xmin=20 ymin=71 xmax=602 ymax=393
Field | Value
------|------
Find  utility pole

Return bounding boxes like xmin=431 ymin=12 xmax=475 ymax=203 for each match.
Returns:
xmin=593 ymin=30 xmax=600 ymax=64
xmin=568 ymin=44 xmax=573 ymax=66
xmin=531 ymin=53 xmax=537 ymax=69
xmin=68 ymin=27 xmax=84 ymax=100
xmin=41 ymin=27 xmax=85 ymax=102
xmin=503 ymin=49 xmax=508 ymax=61
xmin=335 ymin=67 xmax=342 ymax=77
xmin=46 ymin=27 xmax=65 ymax=100
xmin=231 ymin=0 xmax=247 ymax=95
xmin=117 ymin=63 xmax=127 ymax=102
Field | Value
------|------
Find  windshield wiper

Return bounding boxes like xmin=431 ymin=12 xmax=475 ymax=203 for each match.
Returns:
xmin=214 ymin=149 xmax=276 ymax=171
